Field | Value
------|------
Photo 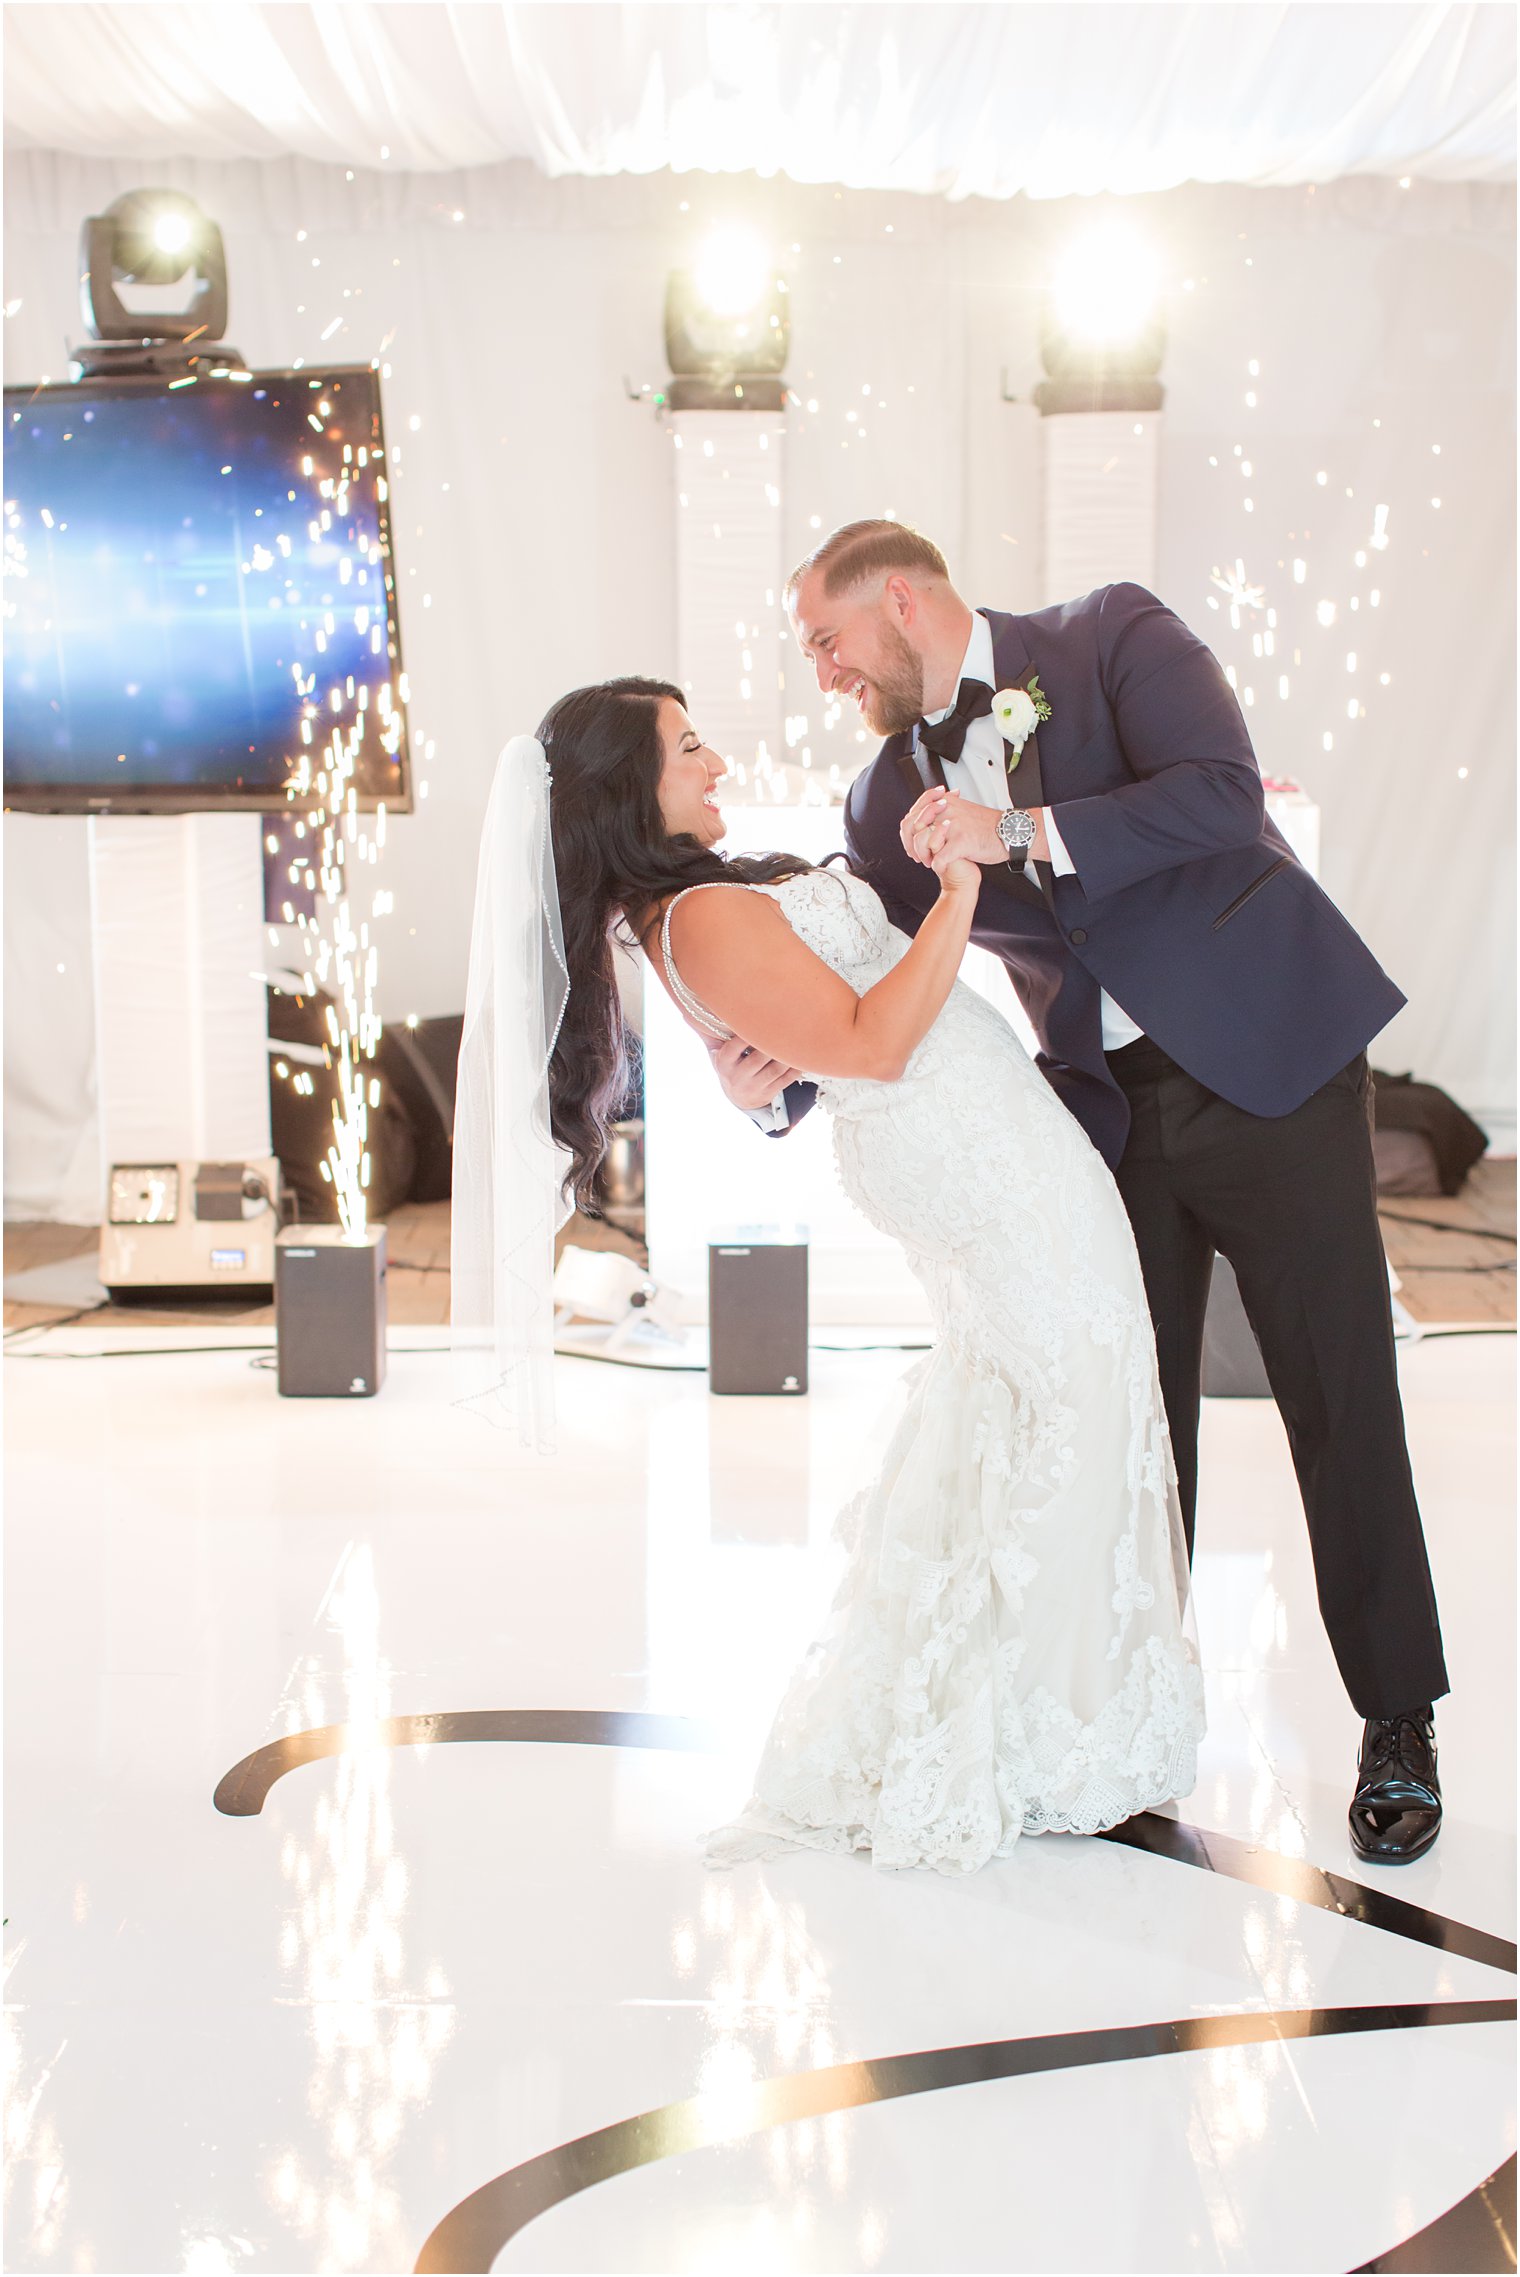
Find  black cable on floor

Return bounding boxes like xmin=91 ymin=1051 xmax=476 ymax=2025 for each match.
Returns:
xmin=1396 ymin=1261 xmax=1516 ymax=1274
xmin=3 ymin=1304 xmax=102 ymax=1342
xmin=813 ymin=1341 xmax=932 ymax=1352
xmin=1379 ymin=1211 xmax=1516 ymax=1242
xmin=8 ymin=1329 xmax=1510 ymax=1357
xmin=555 ymin=1348 xmax=705 ymax=1372
xmin=9 ymin=1336 xmax=934 ymax=1369
xmin=8 ymin=1341 xmax=278 ymax=1361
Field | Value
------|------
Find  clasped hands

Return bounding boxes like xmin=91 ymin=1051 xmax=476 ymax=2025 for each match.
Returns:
xmin=899 ymin=787 xmax=1051 ymax=872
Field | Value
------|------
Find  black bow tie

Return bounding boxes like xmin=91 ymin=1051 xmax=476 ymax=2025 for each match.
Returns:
xmin=917 ymin=677 xmax=993 ymax=766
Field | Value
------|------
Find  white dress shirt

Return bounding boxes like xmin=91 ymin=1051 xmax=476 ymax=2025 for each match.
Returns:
xmin=924 ymin=612 xmax=1144 ymax=1054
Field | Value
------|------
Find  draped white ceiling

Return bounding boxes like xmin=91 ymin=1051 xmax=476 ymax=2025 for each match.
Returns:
xmin=3 ymin=1 xmax=1515 ymax=196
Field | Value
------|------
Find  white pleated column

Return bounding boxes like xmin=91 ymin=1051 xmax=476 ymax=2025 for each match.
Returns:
xmin=670 ymin=411 xmax=786 ymax=788
xmin=88 ymin=814 xmax=272 ymax=1202
xmin=1041 ymin=411 xmax=1161 ymax=601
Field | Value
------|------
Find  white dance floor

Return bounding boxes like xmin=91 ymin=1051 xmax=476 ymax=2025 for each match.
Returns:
xmin=4 ymin=1323 xmax=1514 ymax=2273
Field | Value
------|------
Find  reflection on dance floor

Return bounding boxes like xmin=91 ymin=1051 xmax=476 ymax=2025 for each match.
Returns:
xmin=3 ymin=1328 xmax=1513 ymax=2272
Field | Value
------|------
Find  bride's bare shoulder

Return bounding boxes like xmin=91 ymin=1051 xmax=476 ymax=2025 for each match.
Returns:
xmin=665 ymin=881 xmax=787 ymax=937
xmin=660 ymin=881 xmax=791 ymax=973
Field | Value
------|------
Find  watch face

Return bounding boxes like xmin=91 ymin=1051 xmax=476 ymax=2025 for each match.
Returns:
xmin=108 ymin=1165 xmax=179 ymax=1225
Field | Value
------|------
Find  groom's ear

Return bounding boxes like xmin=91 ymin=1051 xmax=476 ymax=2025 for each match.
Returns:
xmin=884 ymin=572 xmax=916 ymax=623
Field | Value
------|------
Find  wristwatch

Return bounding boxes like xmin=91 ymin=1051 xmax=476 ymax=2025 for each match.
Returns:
xmin=997 ymin=807 xmax=1037 ymax=859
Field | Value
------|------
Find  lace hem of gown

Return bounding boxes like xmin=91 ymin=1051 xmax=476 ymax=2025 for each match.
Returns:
xmin=705 ymin=1635 xmax=1203 ymax=1875
xmin=702 ymin=1335 xmax=1203 ymax=1878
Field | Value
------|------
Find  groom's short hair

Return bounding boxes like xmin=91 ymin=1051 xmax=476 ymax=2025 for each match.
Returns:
xmin=786 ymin=520 xmax=949 ymax=604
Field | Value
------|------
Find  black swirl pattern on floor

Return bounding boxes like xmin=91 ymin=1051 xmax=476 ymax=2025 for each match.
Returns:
xmin=214 ymin=1706 xmax=1517 ymax=2274
xmin=411 ymin=2006 xmax=1516 ymax=2275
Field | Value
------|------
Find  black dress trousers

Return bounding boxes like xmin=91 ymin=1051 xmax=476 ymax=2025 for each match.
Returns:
xmin=1105 ymin=1036 xmax=1449 ymax=1721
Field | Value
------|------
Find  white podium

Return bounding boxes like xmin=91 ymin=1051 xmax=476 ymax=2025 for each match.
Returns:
xmin=88 ymin=814 xmax=271 ymax=1213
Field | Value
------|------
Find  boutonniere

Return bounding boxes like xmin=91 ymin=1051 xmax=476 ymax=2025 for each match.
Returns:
xmin=992 ymin=676 xmax=1052 ymax=773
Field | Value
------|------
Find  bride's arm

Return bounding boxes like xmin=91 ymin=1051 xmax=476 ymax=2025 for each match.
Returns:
xmin=665 ymin=864 xmax=979 ymax=1084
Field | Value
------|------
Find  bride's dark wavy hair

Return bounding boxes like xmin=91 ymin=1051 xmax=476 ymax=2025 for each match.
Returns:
xmin=540 ymin=676 xmax=817 ymax=1214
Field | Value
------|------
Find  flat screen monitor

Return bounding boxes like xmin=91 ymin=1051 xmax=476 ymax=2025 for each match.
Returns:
xmin=3 ymin=364 xmax=410 ymax=813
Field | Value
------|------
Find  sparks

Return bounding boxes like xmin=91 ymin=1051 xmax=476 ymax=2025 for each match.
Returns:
xmin=1209 ymin=559 xmax=1267 ymax=629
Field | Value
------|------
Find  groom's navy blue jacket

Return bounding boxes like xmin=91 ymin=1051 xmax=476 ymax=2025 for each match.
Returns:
xmin=793 ymin=584 xmax=1403 ymax=1171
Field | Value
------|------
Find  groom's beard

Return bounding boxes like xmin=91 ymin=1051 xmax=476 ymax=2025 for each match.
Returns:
xmin=857 ymin=621 xmax=925 ymax=736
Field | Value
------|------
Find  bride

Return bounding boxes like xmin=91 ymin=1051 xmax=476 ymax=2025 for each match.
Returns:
xmin=453 ymin=676 xmax=1204 ymax=1876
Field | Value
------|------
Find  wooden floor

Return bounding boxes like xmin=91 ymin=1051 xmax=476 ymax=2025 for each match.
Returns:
xmin=1376 ymin=1157 xmax=1518 ymax=1326
xmin=5 ymin=1161 xmax=1515 ymax=1335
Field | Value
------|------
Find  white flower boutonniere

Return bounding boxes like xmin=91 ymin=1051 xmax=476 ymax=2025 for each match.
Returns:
xmin=992 ymin=676 xmax=1053 ymax=772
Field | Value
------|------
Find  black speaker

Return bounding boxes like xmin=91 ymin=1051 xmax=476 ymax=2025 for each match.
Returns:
xmin=708 ymin=1229 xmax=808 ymax=1396
xmin=275 ymin=1226 xmax=387 ymax=1397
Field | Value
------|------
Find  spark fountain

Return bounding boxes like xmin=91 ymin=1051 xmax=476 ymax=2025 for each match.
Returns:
xmin=274 ymin=381 xmax=405 ymax=1397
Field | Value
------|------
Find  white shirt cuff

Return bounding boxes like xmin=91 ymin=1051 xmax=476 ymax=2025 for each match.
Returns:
xmin=747 ymin=1093 xmax=790 ymax=1134
xmin=1042 ymin=808 xmax=1077 ymax=878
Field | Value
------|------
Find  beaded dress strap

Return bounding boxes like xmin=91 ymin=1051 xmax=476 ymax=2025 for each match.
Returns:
xmin=659 ymin=882 xmax=757 ymax=1040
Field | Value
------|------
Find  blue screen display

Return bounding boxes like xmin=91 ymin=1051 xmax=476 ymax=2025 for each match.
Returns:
xmin=3 ymin=367 xmax=409 ymax=811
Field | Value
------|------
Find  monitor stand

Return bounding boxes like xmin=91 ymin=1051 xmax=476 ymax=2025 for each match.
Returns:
xmin=87 ymin=813 xmax=272 ymax=1206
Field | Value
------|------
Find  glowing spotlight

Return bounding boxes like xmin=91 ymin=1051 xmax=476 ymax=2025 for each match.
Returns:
xmin=76 ymin=188 xmax=231 ymax=376
xmin=664 ymin=227 xmax=788 ymax=410
xmin=692 ymin=226 xmax=771 ymax=320
xmin=1038 ymin=222 xmax=1164 ymax=413
xmin=1051 ymin=223 xmax=1161 ymax=345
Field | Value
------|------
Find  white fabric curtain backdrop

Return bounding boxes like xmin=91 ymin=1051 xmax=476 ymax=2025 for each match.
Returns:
xmin=3 ymin=148 xmax=1514 ymax=1215
xmin=3 ymin=2 xmax=1514 ymax=194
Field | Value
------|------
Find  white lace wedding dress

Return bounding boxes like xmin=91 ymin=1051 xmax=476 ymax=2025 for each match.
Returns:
xmin=661 ymin=866 xmax=1205 ymax=1875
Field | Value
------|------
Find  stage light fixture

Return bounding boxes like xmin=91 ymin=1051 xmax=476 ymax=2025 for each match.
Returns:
xmin=1036 ymin=221 xmax=1166 ymax=414
xmin=1052 ymin=222 xmax=1160 ymax=345
xmin=692 ymin=225 xmax=771 ymax=320
xmin=151 ymin=211 xmax=193 ymax=258
xmin=664 ymin=227 xmax=789 ymax=411
xmin=74 ymin=188 xmax=236 ymax=380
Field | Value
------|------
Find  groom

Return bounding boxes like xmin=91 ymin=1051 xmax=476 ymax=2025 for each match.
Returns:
xmin=715 ymin=518 xmax=1448 ymax=1865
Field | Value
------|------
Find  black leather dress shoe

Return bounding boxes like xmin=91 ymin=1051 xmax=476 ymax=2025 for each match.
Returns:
xmin=1349 ymin=1708 xmax=1442 ymax=1864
